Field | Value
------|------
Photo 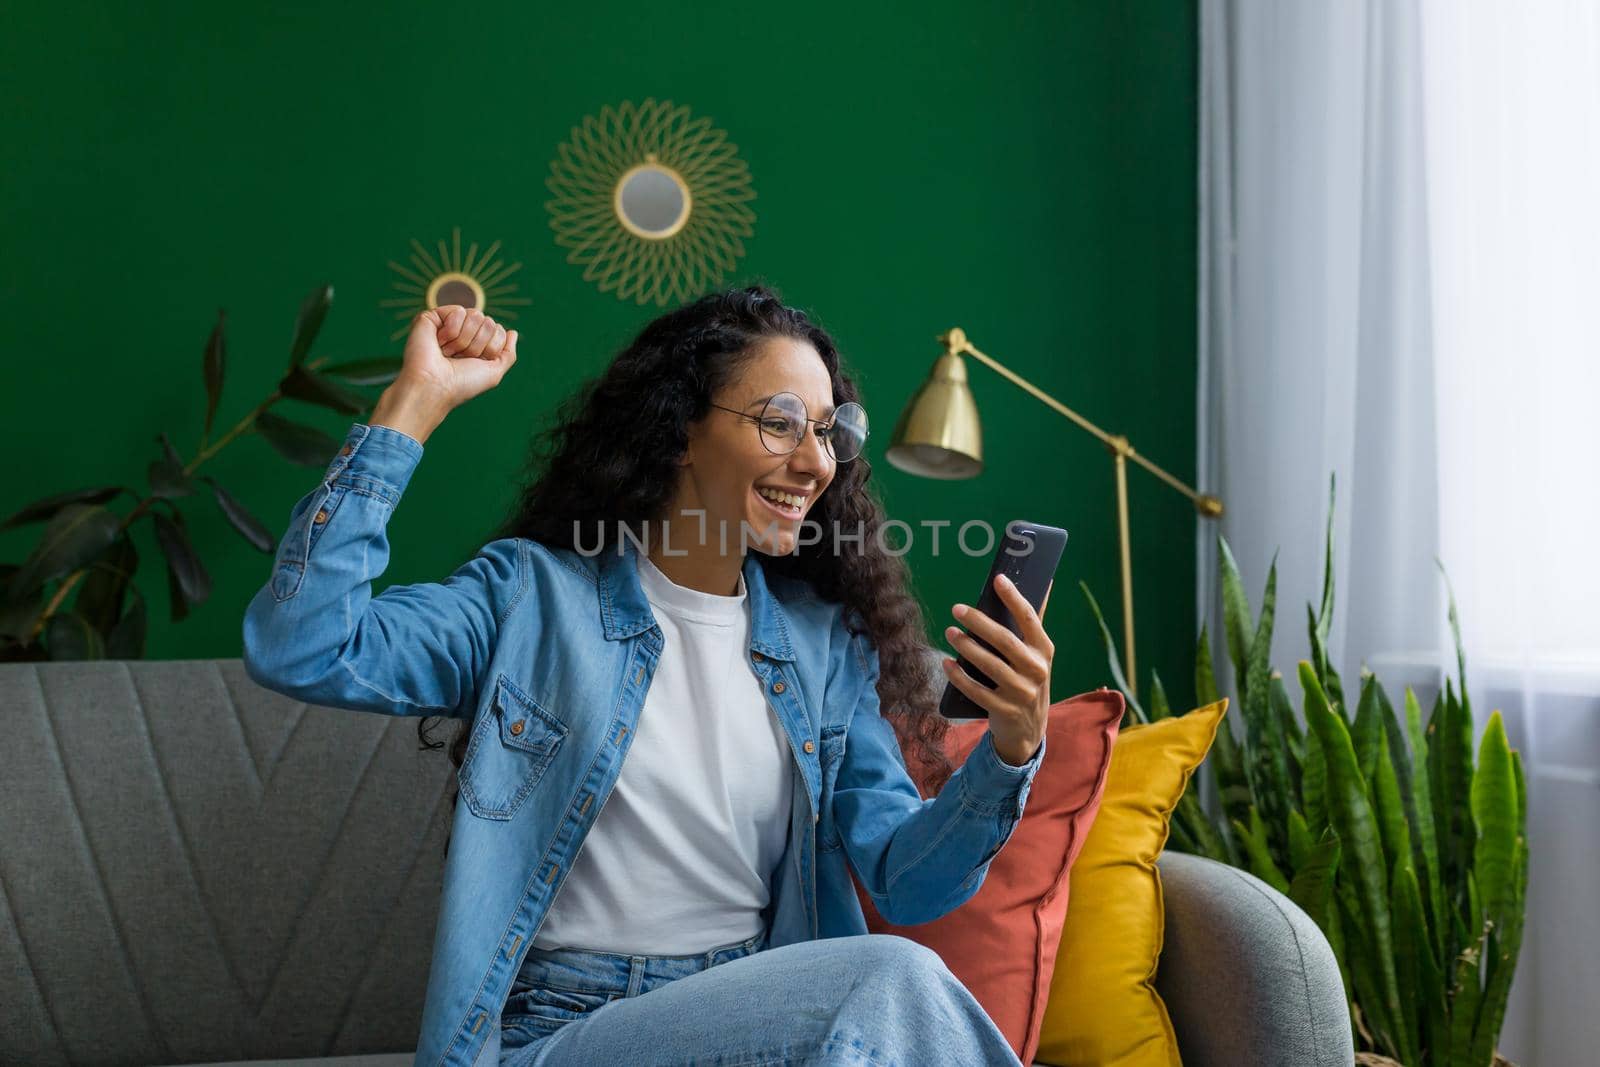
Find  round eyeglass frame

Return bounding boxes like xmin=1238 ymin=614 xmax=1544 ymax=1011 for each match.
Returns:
xmin=708 ymin=391 xmax=869 ymax=463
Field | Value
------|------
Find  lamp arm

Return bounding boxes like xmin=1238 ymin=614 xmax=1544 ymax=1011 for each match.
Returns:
xmin=948 ymin=331 xmax=1223 ymax=518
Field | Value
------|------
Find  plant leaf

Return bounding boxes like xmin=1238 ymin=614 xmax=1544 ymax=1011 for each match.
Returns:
xmin=1288 ymin=819 xmax=1341 ymax=934
xmin=1197 ymin=624 xmax=1249 ymax=828
xmin=149 ymin=431 xmax=194 ymax=498
xmin=157 ymin=431 xmax=184 ymax=468
xmin=254 ymin=411 xmax=341 ymax=467
xmin=105 ymin=587 xmax=148 ymax=659
xmin=1306 ymin=473 xmax=1345 ymax=711
xmin=1174 ymin=790 xmax=1229 ymax=862
xmin=0 ymin=575 xmax=46 ymax=642
xmin=1148 ymin=668 xmax=1171 ymax=720
xmin=1404 ymin=686 xmax=1446 ymax=960
xmin=279 ymin=363 xmax=371 ymax=415
xmin=1077 ymin=579 xmax=1146 ymax=723
xmin=202 ymin=476 xmax=275 ymax=552
xmin=1435 ymin=678 xmax=1476 ymax=921
xmin=1372 ymin=727 xmax=1412 ymax=890
xmin=1352 ymin=672 xmax=1383 ymax=779
xmin=289 ymin=283 xmax=333 ymax=368
xmin=148 ymin=460 xmax=194 ymax=499
xmin=203 ymin=308 xmax=226 ymax=438
xmin=1469 ymin=834 xmax=1527 ymax=1064
xmin=1195 ymin=624 xmax=1221 ymax=705
xmin=1438 ymin=558 xmax=1472 ymax=727
xmin=1447 ymin=899 xmax=1488 ymax=1059
xmin=152 ymin=511 xmax=212 ymax=611
xmin=1470 ymin=711 xmax=1517 ymax=925
xmin=1336 ymin=881 xmax=1399 ymax=1056
xmin=1375 ymin=679 xmax=1415 ymax=827
xmin=1217 ymin=533 xmax=1254 ymax=693
xmin=1325 ymin=891 xmax=1354 ymax=1010
xmin=8 ymin=503 xmax=125 ymax=598
xmin=1242 ymin=552 xmax=1291 ymax=866
xmin=0 ymin=487 xmax=125 ymax=531
xmin=1269 ymin=669 xmax=1305 ymax=793
xmin=1390 ymin=860 xmax=1433 ymax=1066
xmin=74 ymin=536 xmax=139 ymax=633
xmin=1301 ymin=661 xmax=1405 ymax=1054
xmin=1232 ymin=809 xmax=1290 ymax=893
xmin=45 ymin=611 xmax=104 ymax=660
xmin=319 ymin=356 xmax=404 ymax=386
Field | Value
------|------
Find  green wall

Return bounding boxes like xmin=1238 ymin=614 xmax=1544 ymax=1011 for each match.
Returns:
xmin=0 ymin=1 xmax=1198 ymax=709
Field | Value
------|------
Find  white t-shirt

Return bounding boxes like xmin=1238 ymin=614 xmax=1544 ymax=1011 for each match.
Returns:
xmin=531 ymin=550 xmax=796 ymax=954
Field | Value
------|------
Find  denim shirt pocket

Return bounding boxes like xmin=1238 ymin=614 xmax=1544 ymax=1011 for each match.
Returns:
xmin=269 ymin=482 xmax=351 ymax=602
xmin=816 ymin=722 xmax=849 ymax=853
xmin=458 ymin=673 xmax=569 ymax=821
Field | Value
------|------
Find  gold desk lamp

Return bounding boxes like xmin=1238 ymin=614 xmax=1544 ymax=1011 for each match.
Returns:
xmin=886 ymin=327 xmax=1224 ymax=700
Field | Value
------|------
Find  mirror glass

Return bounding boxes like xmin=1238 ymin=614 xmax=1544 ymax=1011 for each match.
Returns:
xmin=617 ymin=164 xmax=689 ymax=237
xmin=433 ymin=278 xmax=479 ymax=308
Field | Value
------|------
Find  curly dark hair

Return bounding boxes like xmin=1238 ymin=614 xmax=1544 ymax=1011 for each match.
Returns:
xmin=417 ymin=283 xmax=955 ymax=850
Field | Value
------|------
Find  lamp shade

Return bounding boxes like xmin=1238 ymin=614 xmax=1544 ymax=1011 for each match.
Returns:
xmin=886 ymin=351 xmax=984 ymax=479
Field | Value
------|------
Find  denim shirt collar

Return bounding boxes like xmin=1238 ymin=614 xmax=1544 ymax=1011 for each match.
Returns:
xmin=596 ymin=537 xmax=797 ymax=662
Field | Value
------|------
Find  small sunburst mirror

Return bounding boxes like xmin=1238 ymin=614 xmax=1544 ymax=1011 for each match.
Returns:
xmin=382 ymin=226 xmax=532 ymax=340
xmin=547 ymin=98 xmax=756 ymax=306
xmin=615 ymin=158 xmax=692 ymax=238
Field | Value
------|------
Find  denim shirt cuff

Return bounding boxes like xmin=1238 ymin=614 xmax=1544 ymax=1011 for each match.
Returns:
xmin=958 ymin=729 xmax=1046 ymax=816
xmin=322 ymin=422 xmax=425 ymax=502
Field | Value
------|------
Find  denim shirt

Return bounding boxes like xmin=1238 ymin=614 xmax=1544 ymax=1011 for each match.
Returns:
xmin=241 ymin=422 xmax=1046 ymax=1067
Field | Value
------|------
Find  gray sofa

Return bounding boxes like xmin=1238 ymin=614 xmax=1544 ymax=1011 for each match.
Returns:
xmin=1 ymin=658 xmax=1353 ymax=1066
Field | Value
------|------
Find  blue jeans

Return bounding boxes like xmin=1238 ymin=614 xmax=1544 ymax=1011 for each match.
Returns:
xmin=499 ymin=929 xmax=1024 ymax=1066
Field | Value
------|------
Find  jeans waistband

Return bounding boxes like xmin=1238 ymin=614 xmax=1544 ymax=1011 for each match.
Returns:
xmin=513 ymin=926 xmax=769 ymax=999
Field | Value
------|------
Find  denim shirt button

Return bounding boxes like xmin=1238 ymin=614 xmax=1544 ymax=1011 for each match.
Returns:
xmin=803 ymin=740 xmax=815 ymax=754
xmin=313 ymin=509 xmax=329 ymax=524
xmin=772 ymin=681 xmax=785 ymax=694
xmin=509 ymin=720 xmax=525 ymax=736
xmin=751 ymin=650 xmax=764 ymax=662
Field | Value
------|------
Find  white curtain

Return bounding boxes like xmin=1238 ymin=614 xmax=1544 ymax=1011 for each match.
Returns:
xmin=1198 ymin=2 xmax=1600 ymax=1064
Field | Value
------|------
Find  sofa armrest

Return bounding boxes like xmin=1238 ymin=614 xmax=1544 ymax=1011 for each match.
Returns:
xmin=1154 ymin=850 xmax=1354 ymax=1067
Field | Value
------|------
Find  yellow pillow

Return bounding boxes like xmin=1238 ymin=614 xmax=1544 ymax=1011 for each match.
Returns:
xmin=1034 ymin=698 xmax=1228 ymax=1067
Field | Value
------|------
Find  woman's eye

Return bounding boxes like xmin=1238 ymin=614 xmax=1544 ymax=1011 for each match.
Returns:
xmin=763 ymin=418 xmax=795 ymax=434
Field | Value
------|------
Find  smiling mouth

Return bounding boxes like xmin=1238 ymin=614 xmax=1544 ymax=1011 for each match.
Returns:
xmin=752 ymin=486 xmax=805 ymax=519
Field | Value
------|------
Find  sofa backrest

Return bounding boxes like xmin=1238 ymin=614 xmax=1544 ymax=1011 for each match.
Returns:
xmin=1 ymin=658 xmax=456 ymax=1066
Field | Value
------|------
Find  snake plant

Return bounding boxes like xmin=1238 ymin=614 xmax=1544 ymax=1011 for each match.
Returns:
xmin=1081 ymin=473 xmax=1528 ymax=1067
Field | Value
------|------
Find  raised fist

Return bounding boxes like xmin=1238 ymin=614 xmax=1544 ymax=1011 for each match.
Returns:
xmin=396 ymin=305 xmax=519 ymax=410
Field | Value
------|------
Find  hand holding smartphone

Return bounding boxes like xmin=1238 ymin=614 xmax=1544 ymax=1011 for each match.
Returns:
xmin=939 ymin=520 xmax=1068 ymax=720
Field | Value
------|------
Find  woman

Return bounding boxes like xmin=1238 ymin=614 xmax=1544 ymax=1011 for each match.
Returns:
xmin=242 ymin=285 xmax=1054 ymax=1067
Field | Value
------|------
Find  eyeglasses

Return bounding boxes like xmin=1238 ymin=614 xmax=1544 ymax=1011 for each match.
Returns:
xmin=708 ymin=391 xmax=870 ymax=463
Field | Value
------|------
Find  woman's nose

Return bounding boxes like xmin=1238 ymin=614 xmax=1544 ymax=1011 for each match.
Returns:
xmin=789 ymin=426 xmax=832 ymax=476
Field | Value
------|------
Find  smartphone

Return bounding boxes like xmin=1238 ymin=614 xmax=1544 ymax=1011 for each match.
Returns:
xmin=939 ymin=520 xmax=1068 ymax=720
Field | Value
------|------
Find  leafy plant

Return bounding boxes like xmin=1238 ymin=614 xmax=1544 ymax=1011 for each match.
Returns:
xmin=0 ymin=285 xmax=403 ymax=662
xmin=1081 ymin=473 xmax=1528 ymax=1067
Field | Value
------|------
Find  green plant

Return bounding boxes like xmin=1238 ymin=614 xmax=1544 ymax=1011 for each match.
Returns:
xmin=1081 ymin=473 xmax=1528 ymax=1067
xmin=0 ymin=284 xmax=403 ymax=662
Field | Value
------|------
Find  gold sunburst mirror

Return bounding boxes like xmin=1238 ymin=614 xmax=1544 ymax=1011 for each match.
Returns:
xmin=546 ymin=98 xmax=756 ymax=306
xmin=381 ymin=226 xmax=532 ymax=340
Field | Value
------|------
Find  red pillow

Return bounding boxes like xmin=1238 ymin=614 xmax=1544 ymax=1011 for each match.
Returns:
xmin=850 ymin=689 xmax=1123 ymax=1066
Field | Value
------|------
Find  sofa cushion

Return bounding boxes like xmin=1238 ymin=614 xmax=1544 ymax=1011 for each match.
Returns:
xmin=850 ymin=687 xmax=1124 ymax=1065
xmin=1034 ymin=698 xmax=1228 ymax=1067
